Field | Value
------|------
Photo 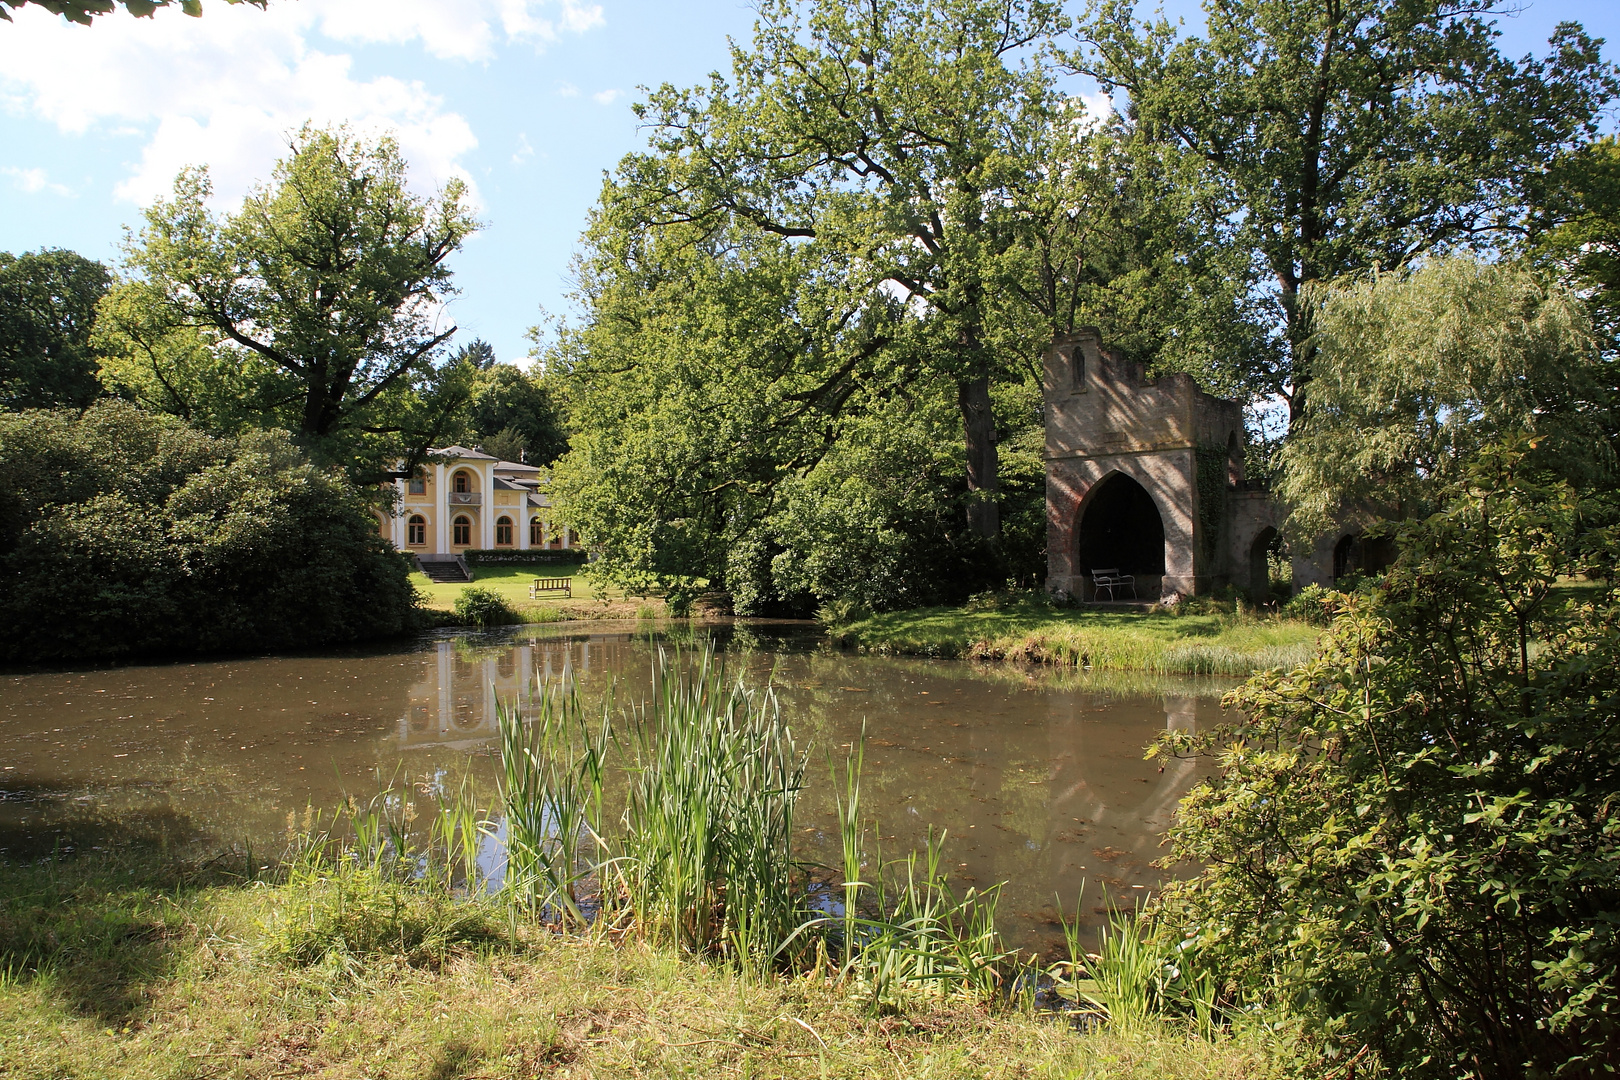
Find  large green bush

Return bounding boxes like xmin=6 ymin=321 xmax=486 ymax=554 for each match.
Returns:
xmin=0 ymin=401 xmax=420 ymax=662
xmin=1156 ymin=448 xmax=1620 ymax=1078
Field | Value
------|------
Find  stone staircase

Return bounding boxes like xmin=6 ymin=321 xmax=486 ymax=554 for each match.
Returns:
xmin=418 ymin=558 xmax=472 ymax=583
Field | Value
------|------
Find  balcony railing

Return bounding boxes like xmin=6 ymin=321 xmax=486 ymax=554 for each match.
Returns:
xmin=448 ymin=492 xmax=481 ymax=505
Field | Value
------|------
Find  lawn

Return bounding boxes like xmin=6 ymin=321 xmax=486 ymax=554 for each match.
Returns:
xmin=410 ymin=565 xmax=653 ymax=621
xmin=0 ymin=851 xmax=1287 ymax=1080
xmin=831 ymin=596 xmax=1320 ymax=676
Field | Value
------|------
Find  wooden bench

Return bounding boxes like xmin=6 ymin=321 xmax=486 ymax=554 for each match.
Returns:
xmin=1090 ymin=568 xmax=1136 ymax=602
xmin=529 ymin=577 xmax=572 ymax=599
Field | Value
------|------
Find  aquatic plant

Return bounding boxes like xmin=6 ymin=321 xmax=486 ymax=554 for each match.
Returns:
xmin=617 ymin=647 xmax=806 ymax=965
xmin=494 ymin=675 xmax=608 ymax=924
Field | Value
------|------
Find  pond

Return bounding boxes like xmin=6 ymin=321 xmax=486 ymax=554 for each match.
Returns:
xmin=0 ymin=623 xmax=1234 ymax=954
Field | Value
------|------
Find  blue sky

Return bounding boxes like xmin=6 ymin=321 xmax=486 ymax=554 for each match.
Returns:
xmin=1 ymin=0 xmax=1615 ymax=366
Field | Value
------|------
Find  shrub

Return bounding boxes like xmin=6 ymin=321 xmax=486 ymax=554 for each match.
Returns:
xmin=1155 ymin=447 xmax=1620 ymax=1078
xmin=0 ymin=402 xmax=419 ymax=662
xmin=452 ymin=586 xmax=519 ymax=626
xmin=1280 ymin=582 xmax=1339 ymax=625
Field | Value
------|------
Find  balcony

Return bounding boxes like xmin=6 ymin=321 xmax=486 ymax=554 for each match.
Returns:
xmin=448 ymin=492 xmax=481 ymax=505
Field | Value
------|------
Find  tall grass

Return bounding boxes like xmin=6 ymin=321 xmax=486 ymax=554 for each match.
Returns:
xmin=619 ymin=648 xmax=806 ymax=966
xmin=494 ymin=675 xmax=608 ymax=924
xmin=1050 ymin=889 xmax=1229 ymax=1038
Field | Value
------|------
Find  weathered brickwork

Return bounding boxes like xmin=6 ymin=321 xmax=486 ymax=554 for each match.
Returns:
xmin=1043 ymin=329 xmax=1332 ymax=601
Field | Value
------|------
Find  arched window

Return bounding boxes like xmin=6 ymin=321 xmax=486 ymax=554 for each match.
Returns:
xmin=375 ymin=513 xmax=388 ymax=538
xmin=453 ymin=515 xmax=472 ymax=547
xmin=453 ymin=470 xmax=473 ymax=494
xmin=407 ymin=514 xmax=426 ymax=546
xmin=530 ymin=516 xmax=544 ymax=546
xmin=496 ymin=515 xmax=513 ymax=546
xmin=407 ymin=472 xmax=427 ymax=495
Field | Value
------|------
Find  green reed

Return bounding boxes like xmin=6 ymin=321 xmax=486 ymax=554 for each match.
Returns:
xmin=617 ymin=647 xmax=807 ymax=966
xmin=829 ymin=742 xmax=1018 ymax=1008
xmin=494 ymin=673 xmax=609 ymax=925
xmin=1050 ymin=888 xmax=1228 ymax=1037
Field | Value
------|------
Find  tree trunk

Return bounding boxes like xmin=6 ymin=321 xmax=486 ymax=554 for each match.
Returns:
xmin=958 ymin=373 xmax=1000 ymax=541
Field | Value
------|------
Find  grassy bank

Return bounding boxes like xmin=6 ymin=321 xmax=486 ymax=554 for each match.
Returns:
xmin=410 ymin=566 xmax=662 ymax=622
xmin=829 ymin=596 xmax=1319 ymax=676
xmin=0 ymin=851 xmax=1282 ymax=1080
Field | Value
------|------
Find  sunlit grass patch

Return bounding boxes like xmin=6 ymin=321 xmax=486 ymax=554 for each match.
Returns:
xmin=831 ymin=599 xmax=1318 ymax=676
xmin=0 ymin=852 xmax=1287 ymax=1080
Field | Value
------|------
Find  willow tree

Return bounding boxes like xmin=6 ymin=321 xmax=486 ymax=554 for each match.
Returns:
xmin=103 ymin=125 xmax=478 ymax=479
xmin=607 ymin=0 xmax=1068 ymax=542
xmin=1276 ymin=256 xmax=1611 ymax=537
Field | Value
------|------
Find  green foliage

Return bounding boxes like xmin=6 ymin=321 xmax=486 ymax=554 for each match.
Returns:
xmin=1155 ymin=448 xmax=1620 ymax=1077
xmin=1277 ymin=256 xmax=1612 ymax=537
xmin=1526 ymin=135 xmax=1620 ymax=348
xmin=602 ymin=0 xmax=1077 ymax=540
xmin=1280 ymin=583 xmax=1339 ymax=626
xmin=0 ymin=0 xmax=264 ymax=24
xmin=1072 ymin=0 xmax=1618 ymax=413
xmin=0 ymin=248 xmax=111 ymax=411
xmin=766 ymin=395 xmax=1008 ymax=612
xmin=462 ymin=358 xmax=568 ymax=465
xmin=0 ymin=400 xmax=419 ymax=663
xmin=102 ymin=124 xmax=478 ymax=480
xmin=451 ymin=586 xmax=520 ymax=627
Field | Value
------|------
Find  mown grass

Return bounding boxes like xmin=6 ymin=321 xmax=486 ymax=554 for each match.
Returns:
xmin=0 ymin=849 xmax=1285 ymax=1080
xmin=410 ymin=566 xmax=660 ymax=623
xmin=830 ymin=597 xmax=1319 ymax=676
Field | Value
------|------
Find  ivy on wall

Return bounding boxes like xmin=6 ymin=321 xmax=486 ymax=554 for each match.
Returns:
xmin=1194 ymin=445 xmax=1230 ymax=564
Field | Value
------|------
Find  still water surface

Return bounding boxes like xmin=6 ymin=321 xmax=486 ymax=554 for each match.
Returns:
xmin=0 ymin=623 xmax=1233 ymax=952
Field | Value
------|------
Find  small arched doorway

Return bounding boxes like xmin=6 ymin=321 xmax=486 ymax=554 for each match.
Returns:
xmin=1076 ymin=473 xmax=1166 ymax=599
xmin=1249 ymin=526 xmax=1280 ymax=602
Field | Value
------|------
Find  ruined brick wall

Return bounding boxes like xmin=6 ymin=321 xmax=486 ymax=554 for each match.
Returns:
xmin=1044 ymin=329 xmax=1256 ymax=599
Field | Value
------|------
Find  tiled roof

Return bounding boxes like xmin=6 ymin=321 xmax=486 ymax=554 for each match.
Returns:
xmin=493 ymin=459 xmax=540 ymax=474
xmin=431 ymin=444 xmax=497 ymax=461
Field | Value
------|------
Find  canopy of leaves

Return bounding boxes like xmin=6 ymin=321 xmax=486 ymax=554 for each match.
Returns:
xmin=0 ymin=0 xmax=263 ymax=25
xmin=1156 ymin=449 xmax=1620 ymax=1077
xmin=1525 ymin=135 xmax=1620 ymax=349
xmin=0 ymin=401 xmax=420 ymax=662
xmin=0 ymin=248 xmax=111 ymax=411
xmin=461 ymin=360 xmax=568 ymax=466
xmin=1275 ymin=255 xmax=1612 ymax=538
xmin=549 ymin=212 xmax=906 ymax=604
xmin=103 ymin=124 xmax=479 ymax=481
xmin=610 ymin=0 xmax=1080 ymax=538
xmin=1072 ymin=0 xmax=1618 ymax=413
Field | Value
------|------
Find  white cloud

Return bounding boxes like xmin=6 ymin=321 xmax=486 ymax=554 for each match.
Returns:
xmin=3 ymin=165 xmax=72 ymax=196
xmin=556 ymin=82 xmax=580 ymax=97
xmin=592 ymin=88 xmax=622 ymax=105
xmin=0 ymin=0 xmax=602 ymax=210
xmin=512 ymin=133 xmax=535 ymax=165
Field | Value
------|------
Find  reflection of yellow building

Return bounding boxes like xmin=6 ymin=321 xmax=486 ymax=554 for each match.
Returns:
xmin=393 ymin=636 xmax=635 ymax=751
xmin=376 ymin=445 xmax=575 ymax=568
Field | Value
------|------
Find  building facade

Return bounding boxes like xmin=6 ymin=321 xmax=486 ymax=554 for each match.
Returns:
xmin=377 ymin=445 xmax=574 ymax=563
xmin=1044 ymin=329 xmax=1347 ymax=602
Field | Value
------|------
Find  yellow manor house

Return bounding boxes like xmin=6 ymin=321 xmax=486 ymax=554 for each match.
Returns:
xmin=378 ymin=445 xmax=575 ymax=567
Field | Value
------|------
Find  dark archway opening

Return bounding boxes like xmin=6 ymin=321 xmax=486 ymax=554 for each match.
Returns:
xmin=1249 ymin=526 xmax=1280 ymax=602
xmin=1077 ymin=473 xmax=1165 ymax=597
xmin=1334 ymin=532 xmax=1396 ymax=582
